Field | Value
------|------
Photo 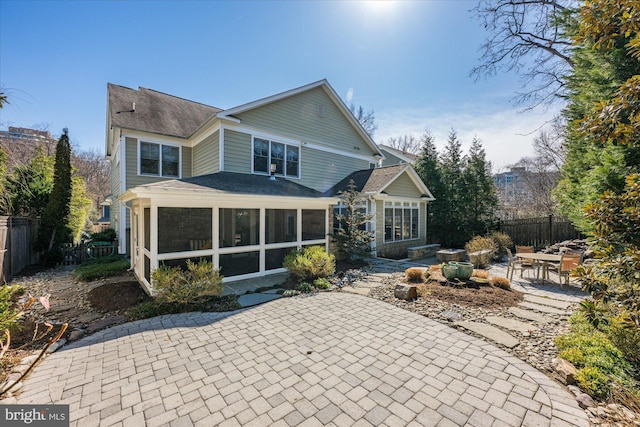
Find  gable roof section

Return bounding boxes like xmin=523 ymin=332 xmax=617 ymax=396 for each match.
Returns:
xmin=379 ymin=144 xmax=418 ymax=164
xmin=107 ymin=83 xmax=221 ymax=139
xmin=324 ymin=164 xmax=434 ymax=200
xmin=216 ymin=80 xmax=384 ymax=158
xmin=120 ymin=171 xmax=328 ymax=201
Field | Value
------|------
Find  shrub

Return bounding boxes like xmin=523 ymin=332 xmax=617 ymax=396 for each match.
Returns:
xmin=283 ymin=246 xmax=335 ymax=281
xmin=313 ymin=278 xmax=332 ymax=290
xmin=153 ymin=259 xmax=223 ymax=304
xmin=489 ymin=232 xmax=513 ymax=260
xmin=297 ymin=282 xmax=312 ymax=293
xmin=0 ymin=286 xmax=21 ymax=332
xmin=405 ymin=268 xmax=425 ymax=283
xmin=472 ymin=269 xmax=490 ymax=279
xmin=556 ymin=313 xmax=636 ymax=398
xmin=73 ymin=256 xmax=129 ymax=281
xmin=91 ymin=228 xmax=116 ymax=242
xmin=465 ymin=236 xmax=497 ymax=268
xmin=491 ymin=277 xmax=511 ymax=290
xmin=604 ymin=315 xmax=640 ymax=366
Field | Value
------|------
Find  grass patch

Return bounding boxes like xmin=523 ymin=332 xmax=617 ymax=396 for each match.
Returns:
xmin=73 ymin=255 xmax=129 ymax=281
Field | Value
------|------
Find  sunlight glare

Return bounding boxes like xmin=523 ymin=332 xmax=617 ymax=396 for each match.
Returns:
xmin=362 ymin=0 xmax=396 ymax=13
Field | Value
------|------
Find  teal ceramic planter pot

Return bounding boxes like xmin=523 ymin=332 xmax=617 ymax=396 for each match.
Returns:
xmin=456 ymin=262 xmax=474 ymax=280
xmin=442 ymin=264 xmax=458 ymax=280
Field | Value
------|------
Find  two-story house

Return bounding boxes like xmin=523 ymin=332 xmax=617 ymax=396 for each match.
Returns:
xmin=106 ymin=80 xmax=434 ymax=293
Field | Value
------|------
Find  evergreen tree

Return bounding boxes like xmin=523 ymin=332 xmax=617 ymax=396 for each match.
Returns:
xmin=463 ymin=137 xmax=498 ymax=236
xmin=0 ymin=149 xmax=54 ymax=216
xmin=556 ymin=12 xmax=640 ymax=231
xmin=439 ymin=129 xmax=466 ymax=246
xmin=414 ymin=130 xmax=446 ymax=244
xmin=333 ymin=180 xmax=375 ymax=260
xmin=36 ymin=129 xmax=73 ymax=257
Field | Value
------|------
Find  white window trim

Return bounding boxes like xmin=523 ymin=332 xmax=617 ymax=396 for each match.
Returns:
xmin=383 ymin=201 xmax=420 ymax=243
xmin=251 ymin=136 xmax=301 ymax=179
xmin=138 ymin=139 xmax=182 ymax=178
xmin=333 ymin=202 xmax=370 ymax=231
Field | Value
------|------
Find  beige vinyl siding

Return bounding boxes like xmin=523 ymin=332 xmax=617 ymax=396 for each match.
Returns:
xmin=300 ymin=146 xmax=370 ymax=193
xmin=126 ymin=137 xmax=192 ymax=188
xmin=193 ymin=131 xmax=219 ymax=176
xmin=182 ymin=147 xmax=192 ymax=178
xmin=384 ymin=173 xmax=423 ymax=197
xmin=224 ymin=130 xmax=251 ymax=173
xmin=375 ymin=200 xmax=385 ymax=251
xmin=235 ymin=87 xmax=372 ymax=155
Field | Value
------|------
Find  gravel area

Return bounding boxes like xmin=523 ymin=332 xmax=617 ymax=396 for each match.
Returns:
xmin=369 ymin=272 xmax=574 ymax=375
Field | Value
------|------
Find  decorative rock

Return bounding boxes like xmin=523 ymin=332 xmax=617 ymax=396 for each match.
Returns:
xmin=11 ymin=364 xmax=29 ymax=374
xmin=568 ymin=385 xmax=582 ymax=397
xmin=68 ymin=329 xmax=85 ymax=342
xmin=19 ymin=355 xmax=39 ymax=366
xmin=551 ymin=357 xmax=577 ymax=385
xmin=394 ymin=284 xmax=417 ymax=300
xmin=576 ymin=393 xmax=596 ymax=409
xmin=46 ymin=338 xmax=66 ymax=354
xmin=440 ymin=310 xmax=461 ymax=321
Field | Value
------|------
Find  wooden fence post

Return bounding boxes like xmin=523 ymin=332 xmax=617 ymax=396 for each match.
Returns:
xmin=548 ymin=215 xmax=553 ymax=247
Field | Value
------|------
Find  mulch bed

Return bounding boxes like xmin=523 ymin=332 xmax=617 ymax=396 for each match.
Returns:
xmin=419 ymin=281 xmax=524 ymax=309
xmin=87 ymin=281 xmax=151 ymax=312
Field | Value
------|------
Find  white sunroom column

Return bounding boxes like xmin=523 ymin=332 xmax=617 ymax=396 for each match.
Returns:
xmin=150 ymin=205 xmax=159 ymax=272
xmin=259 ymin=207 xmax=266 ymax=273
xmin=297 ymin=208 xmax=303 ymax=248
xmin=213 ymin=207 xmax=220 ymax=269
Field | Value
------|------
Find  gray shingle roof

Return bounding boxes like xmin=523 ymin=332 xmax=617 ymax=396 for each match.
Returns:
xmin=108 ymin=83 xmax=221 ymax=139
xmin=138 ymin=172 xmax=325 ymax=198
xmin=324 ymin=164 xmax=408 ymax=196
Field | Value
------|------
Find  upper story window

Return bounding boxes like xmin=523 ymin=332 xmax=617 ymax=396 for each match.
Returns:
xmin=253 ymin=137 xmax=299 ymax=178
xmin=140 ymin=141 xmax=180 ymax=178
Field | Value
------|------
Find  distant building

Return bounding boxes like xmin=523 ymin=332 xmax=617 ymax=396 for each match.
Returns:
xmin=0 ymin=126 xmax=58 ymax=171
xmin=494 ymin=166 xmax=559 ymax=219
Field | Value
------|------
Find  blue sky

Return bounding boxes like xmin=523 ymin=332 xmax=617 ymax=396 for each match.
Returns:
xmin=0 ymin=0 xmax=558 ymax=171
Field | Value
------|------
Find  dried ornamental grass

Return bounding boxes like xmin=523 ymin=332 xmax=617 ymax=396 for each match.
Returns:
xmin=491 ymin=276 xmax=511 ymax=290
xmin=472 ymin=270 xmax=490 ymax=279
xmin=405 ymin=267 xmax=425 ymax=283
xmin=428 ymin=264 xmax=442 ymax=273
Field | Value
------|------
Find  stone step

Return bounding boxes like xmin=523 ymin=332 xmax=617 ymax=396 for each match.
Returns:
xmin=524 ymin=294 xmax=573 ymax=310
xmin=485 ymin=316 xmax=539 ymax=333
xmin=508 ymin=307 xmax=552 ymax=323
xmin=341 ymin=287 xmax=370 ymax=296
xmin=454 ymin=321 xmax=519 ymax=348
xmin=518 ymin=301 xmax=568 ymax=315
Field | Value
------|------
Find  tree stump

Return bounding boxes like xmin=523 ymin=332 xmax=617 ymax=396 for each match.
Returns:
xmin=394 ymin=284 xmax=417 ymax=300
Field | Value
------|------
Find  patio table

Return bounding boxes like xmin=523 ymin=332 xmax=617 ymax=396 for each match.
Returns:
xmin=515 ymin=252 xmax=562 ymax=283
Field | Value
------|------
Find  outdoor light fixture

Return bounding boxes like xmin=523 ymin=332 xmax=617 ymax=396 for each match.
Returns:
xmin=270 ymin=163 xmax=277 ymax=181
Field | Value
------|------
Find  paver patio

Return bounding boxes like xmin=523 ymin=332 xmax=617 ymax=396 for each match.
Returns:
xmin=15 ymin=291 xmax=589 ymax=426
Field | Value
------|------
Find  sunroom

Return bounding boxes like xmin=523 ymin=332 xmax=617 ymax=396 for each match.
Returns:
xmin=120 ymin=172 xmax=338 ymax=294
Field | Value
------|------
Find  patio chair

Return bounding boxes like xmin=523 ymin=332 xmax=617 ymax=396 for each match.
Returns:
xmin=506 ymin=248 xmax=536 ymax=280
xmin=547 ymin=253 xmax=583 ymax=288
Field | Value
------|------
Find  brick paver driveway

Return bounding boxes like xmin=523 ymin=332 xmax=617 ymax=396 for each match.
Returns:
xmin=17 ymin=293 xmax=588 ymax=426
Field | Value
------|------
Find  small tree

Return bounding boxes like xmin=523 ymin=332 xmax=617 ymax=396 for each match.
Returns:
xmin=36 ymin=129 xmax=73 ymax=260
xmin=333 ymin=180 xmax=375 ymax=260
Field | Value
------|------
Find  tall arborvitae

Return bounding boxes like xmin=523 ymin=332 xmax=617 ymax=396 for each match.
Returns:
xmin=439 ymin=129 xmax=466 ymax=247
xmin=463 ymin=137 xmax=498 ymax=236
xmin=414 ymin=130 xmax=445 ymax=244
xmin=37 ymin=129 xmax=73 ymax=261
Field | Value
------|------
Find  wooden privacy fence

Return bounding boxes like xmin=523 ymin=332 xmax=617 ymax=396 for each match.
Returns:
xmin=0 ymin=216 xmax=40 ymax=284
xmin=499 ymin=215 xmax=585 ymax=249
xmin=61 ymin=241 xmax=116 ymax=266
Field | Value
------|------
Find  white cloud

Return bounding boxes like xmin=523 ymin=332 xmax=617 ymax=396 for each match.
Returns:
xmin=346 ymin=88 xmax=354 ymax=104
xmin=376 ymin=104 xmax=561 ymax=171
